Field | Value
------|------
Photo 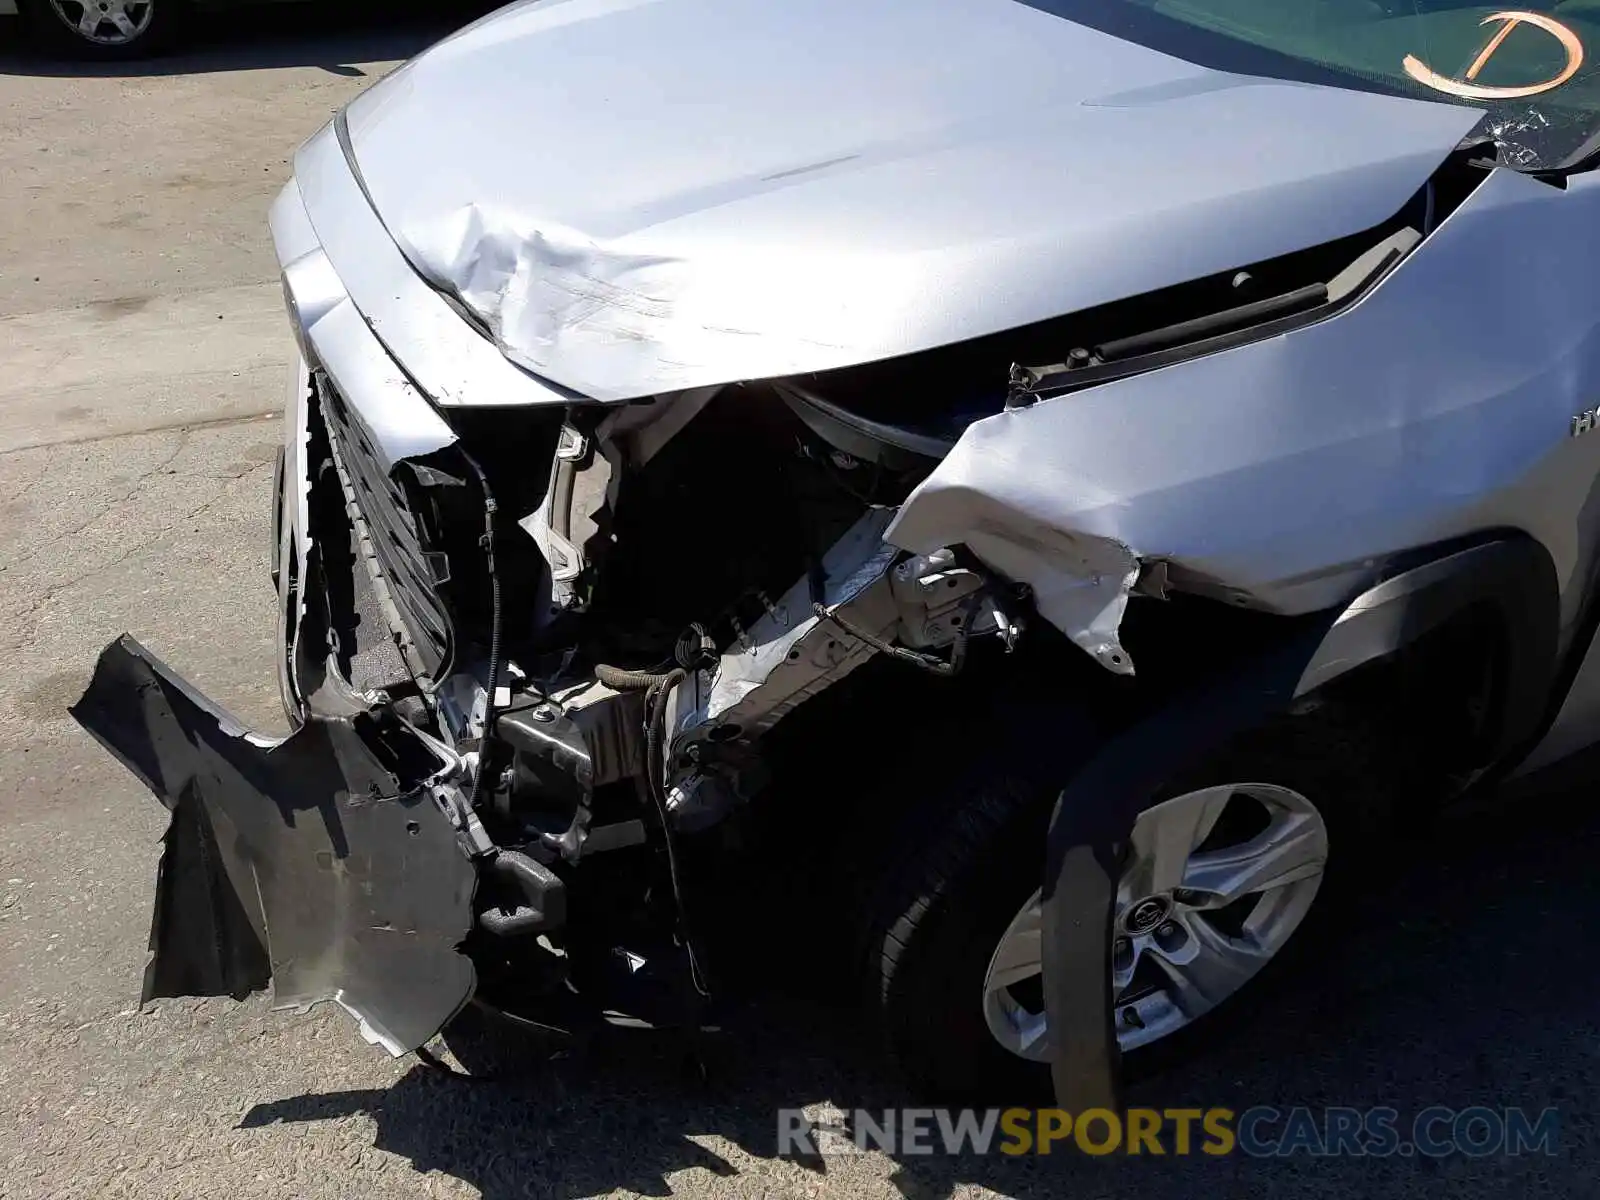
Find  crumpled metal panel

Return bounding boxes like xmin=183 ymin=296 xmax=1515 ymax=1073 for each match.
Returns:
xmin=889 ymin=167 xmax=1600 ymax=670
xmin=672 ymin=508 xmax=900 ymax=744
xmin=335 ymin=0 xmax=1480 ymax=402
xmin=70 ymin=636 xmax=477 ymax=1055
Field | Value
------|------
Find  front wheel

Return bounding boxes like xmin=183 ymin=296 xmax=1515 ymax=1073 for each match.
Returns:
xmin=862 ymin=707 xmax=1396 ymax=1101
xmin=23 ymin=0 xmax=184 ymax=60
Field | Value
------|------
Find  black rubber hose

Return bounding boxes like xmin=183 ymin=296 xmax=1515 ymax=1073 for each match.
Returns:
xmin=595 ymin=663 xmax=679 ymax=691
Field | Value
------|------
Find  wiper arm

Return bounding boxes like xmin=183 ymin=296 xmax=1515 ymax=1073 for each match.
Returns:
xmin=1094 ymin=283 xmax=1328 ymax=364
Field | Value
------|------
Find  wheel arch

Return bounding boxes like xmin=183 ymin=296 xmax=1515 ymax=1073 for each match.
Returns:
xmin=1037 ymin=531 xmax=1561 ymax=1108
xmin=1293 ymin=533 xmax=1561 ymax=770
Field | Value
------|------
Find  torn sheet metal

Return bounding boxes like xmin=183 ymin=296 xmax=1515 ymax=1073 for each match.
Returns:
xmin=338 ymin=0 xmax=1481 ymax=401
xmin=519 ymin=422 xmax=619 ymax=612
xmin=70 ymin=636 xmax=477 ymax=1055
xmin=673 ymin=508 xmax=900 ymax=748
xmin=889 ymin=166 xmax=1600 ymax=667
xmin=886 ymin=483 xmax=1139 ymax=673
xmin=669 ymin=509 xmax=1015 ymax=755
xmin=297 ymin=297 xmax=459 ymax=475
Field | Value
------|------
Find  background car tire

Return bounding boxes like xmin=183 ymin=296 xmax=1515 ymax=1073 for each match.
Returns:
xmin=22 ymin=0 xmax=184 ymax=60
xmin=859 ymin=701 xmax=1400 ymax=1103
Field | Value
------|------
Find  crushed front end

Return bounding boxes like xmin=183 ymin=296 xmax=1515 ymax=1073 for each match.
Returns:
xmin=73 ymin=346 xmax=1019 ymax=1055
xmin=70 ymin=1 xmax=1600 ymax=1088
xmin=69 ymin=123 xmax=1032 ymax=1051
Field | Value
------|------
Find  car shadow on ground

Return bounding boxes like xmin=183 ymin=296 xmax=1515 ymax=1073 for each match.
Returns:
xmin=0 ymin=0 xmax=498 ymax=77
xmin=241 ymin=776 xmax=1598 ymax=1199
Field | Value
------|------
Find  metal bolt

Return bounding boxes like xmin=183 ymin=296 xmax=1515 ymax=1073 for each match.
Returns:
xmin=530 ymin=703 xmax=558 ymax=723
xmin=1157 ymin=922 xmax=1179 ymax=939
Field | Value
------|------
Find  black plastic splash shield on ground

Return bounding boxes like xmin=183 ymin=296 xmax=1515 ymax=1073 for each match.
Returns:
xmin=70 ymin=634 xmax=477 ymax=1055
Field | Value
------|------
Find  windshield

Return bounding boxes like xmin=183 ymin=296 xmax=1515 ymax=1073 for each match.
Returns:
xmin=1029 ymin=2 xmax=1600 ymax=171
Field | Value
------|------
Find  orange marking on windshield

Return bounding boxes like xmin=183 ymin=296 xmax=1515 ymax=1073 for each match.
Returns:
xmin=1464 ymin=15 xmax=1522 ymax=80
xmin=1403 ymin=11 xmax=1584 ymax=101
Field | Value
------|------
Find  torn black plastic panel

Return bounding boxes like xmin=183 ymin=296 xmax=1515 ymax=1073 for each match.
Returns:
xmin=70 ymin=635 xmax=477 ymax=1055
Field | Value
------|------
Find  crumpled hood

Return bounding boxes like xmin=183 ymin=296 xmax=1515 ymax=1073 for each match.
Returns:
xmin=342 ymin=0 xmax=1483 ymax=402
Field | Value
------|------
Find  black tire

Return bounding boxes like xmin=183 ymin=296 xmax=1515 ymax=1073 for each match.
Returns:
xmin=22 ymin=0 xmax=184 ymax=60
xmin=860 ymin=702 xmax=1399 ymax=1103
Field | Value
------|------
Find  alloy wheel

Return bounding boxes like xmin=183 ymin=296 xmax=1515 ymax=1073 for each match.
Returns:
xmin=48 ymin=0 xmax=154 ymax=45
xmin=981 ymin=782 xmax=1329 ymax=1060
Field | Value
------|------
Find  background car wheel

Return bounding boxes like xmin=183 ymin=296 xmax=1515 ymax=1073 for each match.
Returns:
xmin=23 ymin=0 xmax=183 ymax=60
xmin=860 ymin=703 xmax=1398 ymax=1102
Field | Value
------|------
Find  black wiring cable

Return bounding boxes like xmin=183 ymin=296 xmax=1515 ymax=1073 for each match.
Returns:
xmin=811 ymin=591 xmax=980 ymax=677
xmin=438 ymin=442 xmax=715 ymax=1003
xmin=458 ymin=449 xmax=502 ymax=816
xmin=646 ymin=669 xmax=712 ymax=999
xmin=601 ymin=661 xmax=711 ymax=998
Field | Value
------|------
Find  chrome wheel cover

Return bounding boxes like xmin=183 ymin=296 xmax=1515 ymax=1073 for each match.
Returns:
xmin=982 ymin=782 xmax=1329 ymax=1060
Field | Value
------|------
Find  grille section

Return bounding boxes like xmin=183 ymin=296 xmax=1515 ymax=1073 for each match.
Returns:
xmin=316 ymin=372 xmax=452 ymax=680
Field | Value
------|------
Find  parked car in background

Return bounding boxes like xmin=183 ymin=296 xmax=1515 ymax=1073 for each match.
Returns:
xmin=6 ymin=0 xmax=483 ymax=59
xmin=73 ymin=0 xmax=1600 ymax=1102
xmin=9 ymin=0 xmax=178 ymax=58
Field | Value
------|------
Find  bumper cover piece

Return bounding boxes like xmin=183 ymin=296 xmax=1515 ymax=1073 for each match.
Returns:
xmin=71 ymin=635 xmax=477 ymax=1055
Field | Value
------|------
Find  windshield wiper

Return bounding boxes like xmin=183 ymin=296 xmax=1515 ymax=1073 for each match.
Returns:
xmin=1011 ymin=226 xmax=1420 ymax=402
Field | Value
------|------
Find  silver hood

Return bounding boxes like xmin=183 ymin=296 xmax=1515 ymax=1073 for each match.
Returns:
xmin=342 ymin=0 xmax=1483 ymax=402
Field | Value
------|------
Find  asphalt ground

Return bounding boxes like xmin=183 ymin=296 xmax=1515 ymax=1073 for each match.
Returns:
xmin=0 ymin=7 xmax=1595 ymax=1197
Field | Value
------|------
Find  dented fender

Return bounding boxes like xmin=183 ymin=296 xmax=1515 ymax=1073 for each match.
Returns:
xmin=889 ymin=167 xmax=1600 ymax=672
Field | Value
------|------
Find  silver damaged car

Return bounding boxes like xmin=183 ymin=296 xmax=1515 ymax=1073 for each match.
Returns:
xmin=73 ymin=0 xmax=1600 ymax=1102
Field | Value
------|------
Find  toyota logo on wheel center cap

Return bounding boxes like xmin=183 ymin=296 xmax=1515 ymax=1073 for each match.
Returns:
xmin=1125 ymin=896 xmax=1171 ymax=934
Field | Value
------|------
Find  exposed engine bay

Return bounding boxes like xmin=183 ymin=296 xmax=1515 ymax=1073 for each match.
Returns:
xmin=73 ymin=132 xmax=1592 ymax=1060
xmin=74 ymin=358 xmax=1036 ymax=1052
xmin=309 ymin=370 xmax=1026 ymax=915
